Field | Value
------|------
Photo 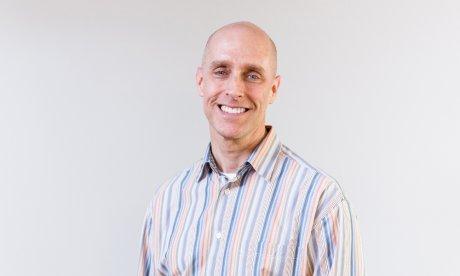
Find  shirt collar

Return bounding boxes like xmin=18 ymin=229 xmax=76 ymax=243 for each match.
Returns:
xmin=196 ymin=125 xmax=282 ymax=183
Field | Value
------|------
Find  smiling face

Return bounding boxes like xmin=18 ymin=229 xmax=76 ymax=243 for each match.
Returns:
xmin=196 ymin=23 xmax=281 ymax=143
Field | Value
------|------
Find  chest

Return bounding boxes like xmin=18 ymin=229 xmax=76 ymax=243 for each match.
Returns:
xmin=158 ymin=172 xmax=318 ymax=275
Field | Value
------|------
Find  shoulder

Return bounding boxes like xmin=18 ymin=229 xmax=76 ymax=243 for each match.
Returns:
xmin=149 ymin=159 xmax=204 ymax=203
xmin=279 ymin=143 xmax=346 ymax=215
xmin=279 ymin=144 xmax=340 ymax=186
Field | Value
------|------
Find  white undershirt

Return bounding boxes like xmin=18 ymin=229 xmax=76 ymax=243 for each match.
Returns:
xmin=222 ymin=172 xmax=238 ymax=182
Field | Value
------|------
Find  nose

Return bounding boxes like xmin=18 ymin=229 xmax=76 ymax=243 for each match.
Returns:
xmin=225 ymin=75 xmax=244 ymax=100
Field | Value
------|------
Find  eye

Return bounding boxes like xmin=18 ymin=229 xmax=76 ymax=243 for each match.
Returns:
xmin=247 ymin=72 xmax=261 ymax=81
xmin=213 ymin=68 xmax=228 ymax=77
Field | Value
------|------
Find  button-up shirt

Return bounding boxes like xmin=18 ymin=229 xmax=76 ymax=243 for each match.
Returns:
xmin=138 ymin=126 xmax=364 ymax=275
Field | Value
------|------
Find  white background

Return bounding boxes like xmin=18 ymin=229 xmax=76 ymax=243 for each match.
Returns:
xmin=1 ymin=0 xmax=459 ymax=275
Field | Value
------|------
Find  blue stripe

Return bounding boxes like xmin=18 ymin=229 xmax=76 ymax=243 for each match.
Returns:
xmin=323 ymin=218 xmax=334 ymax=268
xmin=178 ymin=169 xmax=201 ymax=270
xmin=253 ymin=158 xmax=289 ymax=274
xmin=221 ymin=172 xmax=249 ymax=272
xmin=143 ymin=251 xmax=151 ymax=276
xmin=239 ymin=176 xmax=266 ymax=276
xmin=166 ymin=170 xmax=191 ymax=259
xmin=192 ymin=172 xmax=211 ymax=274
xmin=348 ymin=200 xmax=356 ymax=276
xmin=292 ymin=171 xmax=320 ymax=275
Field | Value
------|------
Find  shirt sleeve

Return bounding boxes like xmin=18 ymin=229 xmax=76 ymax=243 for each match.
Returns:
xmin=307 ymin=198 xmax=365 ymax=275
xmin=137 ymin=203 xmax=153 ymax=276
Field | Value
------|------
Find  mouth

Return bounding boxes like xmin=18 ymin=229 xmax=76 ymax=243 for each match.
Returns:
xmin=218 ymin=104 xmax=249 ymax=114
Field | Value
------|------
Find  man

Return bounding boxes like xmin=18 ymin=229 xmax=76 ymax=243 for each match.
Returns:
xmin=138 ymin=21 xmax=364 ymax=275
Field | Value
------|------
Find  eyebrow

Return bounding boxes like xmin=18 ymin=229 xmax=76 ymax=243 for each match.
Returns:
xmin=209 ymin=60 xmax=266 ymax=74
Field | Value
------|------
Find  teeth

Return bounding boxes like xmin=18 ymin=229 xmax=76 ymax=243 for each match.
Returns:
xmin=220 ymin=105 xmax=246 ymax=114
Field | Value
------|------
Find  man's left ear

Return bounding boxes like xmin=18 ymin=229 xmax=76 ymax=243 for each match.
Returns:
xmin=269 ymin=75 xmax=281 ymax=104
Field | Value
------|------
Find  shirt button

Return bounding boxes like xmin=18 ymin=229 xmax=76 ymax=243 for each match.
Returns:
xmin=216 ymin=232 xmax=222 ymax=239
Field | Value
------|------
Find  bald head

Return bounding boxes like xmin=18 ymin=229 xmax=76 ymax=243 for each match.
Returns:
xmin=201 ymin=21 xmax=278 ymax=75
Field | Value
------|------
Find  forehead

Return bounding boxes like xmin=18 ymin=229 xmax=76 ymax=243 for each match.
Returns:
xmin=203 ymin=29 xmax=272 ymax=70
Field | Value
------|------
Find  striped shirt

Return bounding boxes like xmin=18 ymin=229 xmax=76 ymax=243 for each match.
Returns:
xmin=138 ymin=126 xmax=364 ymax=275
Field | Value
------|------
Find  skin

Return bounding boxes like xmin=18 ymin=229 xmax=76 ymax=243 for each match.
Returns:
xmin=196 ymin=22 xmax=281 ymax=173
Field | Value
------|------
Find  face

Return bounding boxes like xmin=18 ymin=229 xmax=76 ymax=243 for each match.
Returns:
xmin=196 ymin=28 xmax=281 ymax=143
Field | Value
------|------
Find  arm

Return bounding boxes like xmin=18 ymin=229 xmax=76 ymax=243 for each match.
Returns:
xmin=307 ymin=198 xmax=364 ymax=275
xmin=138 ymin=204 xmax=153 ymax=276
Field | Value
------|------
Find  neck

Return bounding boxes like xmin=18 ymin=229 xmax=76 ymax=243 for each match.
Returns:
xmin=210 ymin=125 xmax=268 ymax=173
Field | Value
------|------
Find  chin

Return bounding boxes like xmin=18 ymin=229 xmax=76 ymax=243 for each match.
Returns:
xmin=213 ymin=124 xmax=246 ymax=140
xmin=218 ymin=129 xmax=244 ymax=140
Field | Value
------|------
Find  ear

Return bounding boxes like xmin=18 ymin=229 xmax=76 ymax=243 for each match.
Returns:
xmin=196 ymin=66 xmax=204 ymax=97
xmin=268 ymin=75 xmax=281 ymax=104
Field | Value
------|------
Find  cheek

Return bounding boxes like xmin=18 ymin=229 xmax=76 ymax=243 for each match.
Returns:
xmin=203 ymin=78 xmax=223 ymax=94
xmin=203 ymin=94 xmax=219 ymax=109
xmin=203 ymin=83 xmax=226 ymax=103
xmin=249 ymin=92 xmax=270 ymax=108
